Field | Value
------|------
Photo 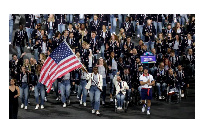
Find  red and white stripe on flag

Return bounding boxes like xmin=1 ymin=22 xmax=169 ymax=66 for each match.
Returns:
xmin=39 ymin=54 xmax=82 ymax=93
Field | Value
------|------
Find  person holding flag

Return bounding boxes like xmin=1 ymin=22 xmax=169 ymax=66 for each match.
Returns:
xmin=139 ymin=67 xmax=155 ymax=115
xmin=38 ymin=41 xmax=82 ymax=94
xmin=85 ymin=67 xmax=103 ymax=116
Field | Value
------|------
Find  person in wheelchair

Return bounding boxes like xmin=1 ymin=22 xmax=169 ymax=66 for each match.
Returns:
xmin=166 ymin=69 xmax=179 ymax=97
xmin=113 ymin=72 xmax=129 ymax=110
xmin=175 ymin=65 xmax=189 ymax=98
xmin=121 ymin=67 xmax=133 ymax=103
xmin=155 ymin=62 xmax=167 ymax=100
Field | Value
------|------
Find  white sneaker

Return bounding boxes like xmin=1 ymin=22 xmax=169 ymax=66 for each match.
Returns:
xmin=24 ymin=106 xmax=28 ymax=110
xmin=92 ymin=109 xmax=95 ymax=114
xmin=83 ymin=102 xmax=86 ymax=106
xmin=110 ymin=98 xmax=113 ymax=102
xmin=96 ymin=111 xmax=100 ymax=115
xmin=77 ymin=95 xmax=79 ymax=99
xmin=142 ymin=106 xmax=146 ymax=112
xmin=45 ymin=97 xmax=47 ymax=102
xmin=119 ymin=107 xmax=122 ymax=110
xmin=159 ymin=96 xmax=162 ymax=100
xmin=35 ymin=105 xmax=39 ymax=109
xmin=32 ymin=86 xmax=34 ymax=91
xmin=56 ymin=97 xmax=59 ymax=101
xmin=21 ymin=104 xmax=24 ymax=108
xmin=9 ymin=42 xmax=12 ymax=45
xmin=41 ymin=105 xmax=44 ymax=109
xmin=117 ymin=107 xmax=120 ymax=110
xmin=102 ymin=101 xmax=105 ymax=105
xmin=63 ymin=103 xmax=66 ymax=108
xmin=31 ymin=47 xmax=33 ymax=50
xmin=27 ymin=46 xmax=30 ymax=49
xmin=147 ymin=110 xmax=150 ymax=115
xmin=79 ymin=100 xmax=82 ymax=105
xmin=181 ymin=94 xmax=184 ymax=98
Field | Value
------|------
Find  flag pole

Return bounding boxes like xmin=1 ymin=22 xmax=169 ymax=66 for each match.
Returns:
xmin=64 ymin=41 xmax=89 ymax=73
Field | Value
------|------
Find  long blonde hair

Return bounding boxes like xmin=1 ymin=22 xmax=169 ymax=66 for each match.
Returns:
xmin=47 ymin=14 xmax=55 ymax=22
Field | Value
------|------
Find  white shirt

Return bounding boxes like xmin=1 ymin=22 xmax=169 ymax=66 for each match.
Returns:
xmin=79 ymin=14 xmax=84 ymax=19
xmin=89 ymin=56 xmax=93 ymax=67
xmin=173 ymin=40 xmax=179 ymax=49
xmin=139 ymin=74 xmax=154 ymax=88
xmin=188 ymin=39 xmax=191 ymax=46
xmin=34 ymin=14 xmax=40 ymax=19
xmin=103 ymin=31 xmax=106 ymax=39
xmin=177 ymin=28 xmax=181 ymax=33
xmin=50 ymin=21 xmax=53 ymax=29
xmin=42 ymin=42 xmax=47 ymax=54
xmin=111 ymin=58 xmax=117 ymax=70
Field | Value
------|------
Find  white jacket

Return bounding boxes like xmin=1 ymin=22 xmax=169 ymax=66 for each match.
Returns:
xmin=85 ymin=73 xmax=103 ymax=91
xmin=113 ymin=75 xmax=129 ymax=95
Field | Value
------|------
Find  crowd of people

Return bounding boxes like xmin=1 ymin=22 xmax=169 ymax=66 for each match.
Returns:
xmin=9 ymin=14 xmax=195 ymax=118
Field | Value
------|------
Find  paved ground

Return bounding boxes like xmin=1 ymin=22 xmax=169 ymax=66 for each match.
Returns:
xmin=17 ymin=88 xmax=195 ymax=119
xmin=10 ymin=15 xmax=195 ymax=119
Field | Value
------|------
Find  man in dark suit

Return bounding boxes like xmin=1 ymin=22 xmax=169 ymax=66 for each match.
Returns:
xmin=55 ymin=14 xmax=66 ymax=33
xmin=142 ymin=19 xmax=156 ymax=51
xmin=121 ymin=16 xmax=135 ymax=38
xmin=90 ymin=15 xmax=102 ymax=36
xmin=13 ymin=24 xmax=29 ymax=59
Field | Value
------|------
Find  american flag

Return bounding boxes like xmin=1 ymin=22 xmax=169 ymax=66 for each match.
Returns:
xmin=39 ymin=42 xmax=82 ymax=93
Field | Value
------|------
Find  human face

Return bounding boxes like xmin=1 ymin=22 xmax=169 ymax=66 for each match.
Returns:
xmin=37 ymin=24 xmax=41 ymax=29
xmin=10 ymin=79 xmax=15 ymax=85
xmin=169 ymin=69 xmax=173 ymax=75
xmin=139 ymin=40 xmax=143 ymax=46
xmin=93 ymin=68 xmax=98 ymax=74
xmin=175 ymin=35 xmax=179 ymax=40
xmin=170 ymin=52 xmax=175 ymax=57
xmin=19 ymin=25 xmax=23 ymax=31
xmin=25 ymin=59 xmax=29 ymax=64
xmin=147 ymin=19 xmax=151 ymax=25
xmin=102 ymin=25 xmax=106 ymax=30
xmin=94 ymin=15 xmax=97 ymax=21
xmin=152 ymin=49 xmax=156 ymax=54
xmin=138 ymin=66 xmax=143 ymax=72
xmin=13 ymin=55 xmax=17 ymax=61
xmin=187 ymin=34 xmax=191 ymax=39
xmin=124 ymin=69 xmax=128 ymax=75
xmin=22 ymin=67 xmax=26 ymax=72
xmin=167 ymin=25 xmax=171 ymax=30
xmin=144 ymin=69 xmax=148 ymax=74
xmin=165 ymin=59 xmax=169 ymax=65
xmin=178 ymin=65 xmax=182 ymax=71
xmin=69 ymin=33 xmax=74 ymax=38
xmin=160 ymin=63 xmax=164 ymax=69
xmin=125 ymin=17 xmax=129 ymax=22
xmin=64 ymin=31 xmax=69 ymax=36
xmin=188 ymin=49 xmax=193 ymax=55
xmin=99 ymin=59 xmax=103 ymax=65
xmin=69 ymin=24 xmax=72 ymax=29
xmin=132 ymin=49 xmax=137 ymax=54
xmin=127 ymin=38 xmax=131 ymax=42
xmin=92 ymin=33 xmax=96 ymax=38
xmin=117 ymin=76 xmax=121 ymax=82
xmin=112 ymin=34 xmax=115 ymax=40
xmin=177 ymin=23 xmax=180 ymax=28
xmin=159 ymin=34 xmax=163 ymax=39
